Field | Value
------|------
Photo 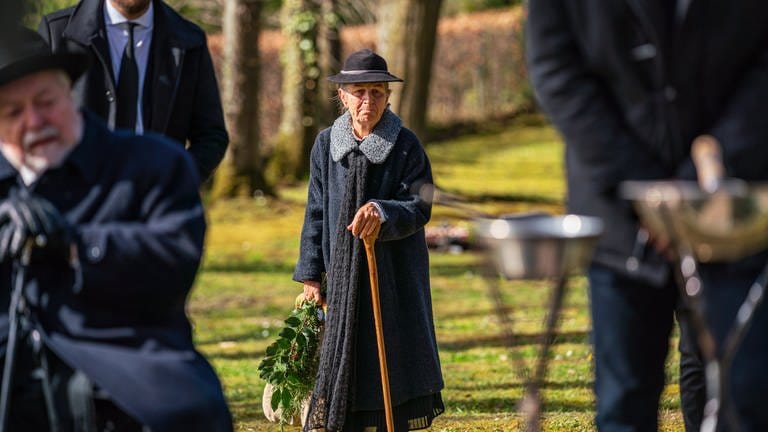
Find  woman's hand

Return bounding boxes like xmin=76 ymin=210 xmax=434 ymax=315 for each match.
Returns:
xmin=302 ymin=280 xmax=323 ymax=304
xmin=347 ymin=202 xmax=382 ymax=239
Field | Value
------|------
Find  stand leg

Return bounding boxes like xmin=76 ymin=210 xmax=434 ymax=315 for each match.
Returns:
xmin=674 ymin=252 xmax=768 ymax=432
xmin=483 ymin=265 xmax=568 ymax=432
xmin=0 ymin=259 xmax=28 ymax=432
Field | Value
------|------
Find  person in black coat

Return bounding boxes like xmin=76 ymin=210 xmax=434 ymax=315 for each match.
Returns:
xmin=527 ymin=1 xmax=768 ymax=431
xmin=38 ymin=0 xmax=228 ymax=183
xmin=0 ymin=26 xmax=232 ymax=431
xmin=295 ymin=49 xmax=444 ymax=432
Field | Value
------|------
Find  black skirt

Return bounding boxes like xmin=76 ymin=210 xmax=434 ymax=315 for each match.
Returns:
xmin=343 ymin=392 xmax=445 ymax=431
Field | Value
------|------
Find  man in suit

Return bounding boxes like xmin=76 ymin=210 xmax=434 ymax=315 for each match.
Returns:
xmin=0 ymin=25 xmax=232 ymax=431
xmin=38 ymin=0 xmax=228 ymax=183
xmin=527 ymin=1 xmax=768 ymax=431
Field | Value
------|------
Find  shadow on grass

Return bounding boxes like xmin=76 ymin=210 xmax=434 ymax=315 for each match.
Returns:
xmin=197 ymin=329 xmax=273 ymax=345
xmin=446 ymin=395 xmax=594 ymax=413
xmin=202 ymin=259 xmax=295 ymax=274
xmin=204 ymin=348 xmax=266 ymax=361
xmin=440 ymin=189 xmax=563 ymax=206
xmin=439 ymin=331 xmax=589 ymax=351
xmin=450 ymin=380 xmax=592 ymax=392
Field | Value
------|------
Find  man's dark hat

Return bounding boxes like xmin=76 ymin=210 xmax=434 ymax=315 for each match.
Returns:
xmin=0 ymin=26 xmax=90 ymax=88
xmin=327 ymin=48 xmax=403 ymax=84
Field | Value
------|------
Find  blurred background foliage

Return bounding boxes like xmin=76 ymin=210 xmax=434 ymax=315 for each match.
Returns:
xmin=24 ymin=0 xmax=523 ymax=32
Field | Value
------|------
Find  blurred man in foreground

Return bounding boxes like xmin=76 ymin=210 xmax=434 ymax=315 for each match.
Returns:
xmin=528 ymin=1 xmax=768 ymax=431
xmin=0 ymin=25 xmax=232 ymax=431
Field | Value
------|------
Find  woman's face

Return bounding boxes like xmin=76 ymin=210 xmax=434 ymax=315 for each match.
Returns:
xmin=339 ymin=82 xmax=390 ymax=137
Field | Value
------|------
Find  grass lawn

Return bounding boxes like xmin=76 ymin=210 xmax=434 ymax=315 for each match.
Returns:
xmin=191 ymin=116 xmax=685 ymax=431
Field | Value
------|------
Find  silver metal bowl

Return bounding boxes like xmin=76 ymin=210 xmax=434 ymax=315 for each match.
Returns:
xmin=621 ymin=180 xmax=768 ymax=262
xmin=474 ymin=213 xmax=604 ymax=279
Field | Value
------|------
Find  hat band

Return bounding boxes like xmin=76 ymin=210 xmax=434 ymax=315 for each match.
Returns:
xmin=340 ymin=69 xmax=389 ymax=75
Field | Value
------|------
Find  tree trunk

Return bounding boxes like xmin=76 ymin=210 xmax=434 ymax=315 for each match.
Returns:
xmin=270 ymin=0 xmax=321 ymax=184
xmin=377 ymin=0 xmax=443 ymax=143
xmin=317 ymin=0 xmax=342 ymax=128
xmin=212 ymin=0 xmax=273 ymax=199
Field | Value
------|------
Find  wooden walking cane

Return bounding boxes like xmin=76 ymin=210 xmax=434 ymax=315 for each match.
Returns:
xmin=363 ymin=225 xmax=395 ymax=432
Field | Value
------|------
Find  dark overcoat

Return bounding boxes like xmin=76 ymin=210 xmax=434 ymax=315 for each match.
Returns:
xmin=38 ymin=0 xmax=228 ymax=182
xmin=527 ymin=0 xmax=768 ymax=284
xmin=0 ymin=112 xmax=232 ymax=431
xmin=293 ymin=110 xmax=444 ymax=410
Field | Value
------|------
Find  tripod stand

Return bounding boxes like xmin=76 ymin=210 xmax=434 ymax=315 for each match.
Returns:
xmin=0 ymin=245 xmax=60 ymax=432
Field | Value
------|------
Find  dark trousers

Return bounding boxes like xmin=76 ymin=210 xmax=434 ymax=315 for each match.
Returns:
xmin=588 ymin=264 xmax=702 ymax=432
xmin=696 ymin=258 xmax=768 ymax=432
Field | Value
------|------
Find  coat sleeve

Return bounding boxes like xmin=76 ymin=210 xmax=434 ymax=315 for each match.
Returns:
xmin=74 ymin=149 xmax=205 ymax=317
xmin=371 ymin=133 xmax=433 ymax=242
xmin=185 ymin=36 xmax=229 ymax=183
xmin=526 ymin=0 xmax=665 ymax=194
xmin=293 ymin=135 xmax=326 ymax=283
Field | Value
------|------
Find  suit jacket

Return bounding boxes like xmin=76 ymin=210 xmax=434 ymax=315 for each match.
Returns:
xmin=527 ymin=0 xmax=768 ymax=285
xmin=0 ymin=111 xmax=232 ymax=431
xmin=38 ymin=0 xmax=228 ymax=182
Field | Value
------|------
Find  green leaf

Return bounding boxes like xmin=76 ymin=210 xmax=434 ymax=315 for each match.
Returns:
xmin=271 ymin=388 xmax=282 ymax=411
xmin=281 ymin=386 xmax=293 ymax=410
xmin=265 ymin=344 xmax=278 ymax=356
xmin=279 ymin=328 xmax=296 ymax=339
xmin=295 ymin=332 xmax=307 ymax=348
xmin=284 ymin=316 xmax=301 ymax=327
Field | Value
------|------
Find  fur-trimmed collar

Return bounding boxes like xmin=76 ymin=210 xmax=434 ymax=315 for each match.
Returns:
xmin=330 ymin=109 xmax=402 ymax=164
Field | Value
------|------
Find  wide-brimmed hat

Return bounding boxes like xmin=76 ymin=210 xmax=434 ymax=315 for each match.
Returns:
xmin=0 ymin=26 xmax=90 ymax=88
xmin=327 ymin=48 xmax=403 ymax=84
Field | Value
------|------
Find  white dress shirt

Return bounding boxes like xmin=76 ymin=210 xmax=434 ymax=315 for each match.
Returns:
xmin=104 ymin=0 xmax=154 ymax=134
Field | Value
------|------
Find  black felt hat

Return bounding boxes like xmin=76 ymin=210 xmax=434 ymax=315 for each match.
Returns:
xmin=327 ymin=48 xmax=403 ymax=84
xmin=0 ymin=26 xmax=90 ymax=88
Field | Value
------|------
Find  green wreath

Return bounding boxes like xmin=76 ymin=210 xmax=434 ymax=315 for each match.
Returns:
xmin=259 ymin=298 xmax=324 ymax=427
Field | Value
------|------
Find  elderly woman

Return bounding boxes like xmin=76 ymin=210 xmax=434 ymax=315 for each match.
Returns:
xmin=293 ymin=49 xmax=444 ymax=432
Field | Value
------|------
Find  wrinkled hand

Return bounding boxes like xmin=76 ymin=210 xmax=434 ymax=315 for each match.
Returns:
xmin=302 ymin=280 xmax=323 ymax=305
xmin=0 ymin=193 xmax=72 ymax=263
xmin=347 ymin=202 xmax=381 ymax=240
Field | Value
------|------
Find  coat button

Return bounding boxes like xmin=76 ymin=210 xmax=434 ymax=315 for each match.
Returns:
xmin=106 ymin=90 xmax=115 ymax=102
xmin=88 ymin=246 xmax=101 ymax=259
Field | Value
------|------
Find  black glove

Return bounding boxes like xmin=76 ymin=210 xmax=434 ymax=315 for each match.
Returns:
xmin=0 ymin=193 xmax=72 ymax=264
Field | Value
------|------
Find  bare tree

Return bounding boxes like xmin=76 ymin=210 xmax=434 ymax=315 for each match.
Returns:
xmin=377 ymin=0 xmax=443 ymax=143
xmin=269 ymin=0 xmax=321 ymax=184
xmin=212 ymin=0 xmax=273 ymax=198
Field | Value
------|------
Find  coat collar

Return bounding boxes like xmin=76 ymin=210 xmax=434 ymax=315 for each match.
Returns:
xmin=330 ymin=109 xmax=402 ymax=164
xmin=61 ymin=0 xmax=205 ymax=50
xmin=624 ymin=0 xmax=695 ymax=38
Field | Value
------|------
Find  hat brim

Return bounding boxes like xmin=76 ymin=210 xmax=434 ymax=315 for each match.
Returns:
xmin=327 ymin=71 xmax=403 ymax=84
xmin=0 ymin=51 xmax=90 ymax=88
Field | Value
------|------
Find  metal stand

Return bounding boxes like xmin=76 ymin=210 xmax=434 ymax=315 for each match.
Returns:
xmin=484 ymin=266 xmax=569 ymax=432
xmin=0 ymin=248 xmax=60 ymax=432
xmin=659 ymin=202 xmax=768 ymax=432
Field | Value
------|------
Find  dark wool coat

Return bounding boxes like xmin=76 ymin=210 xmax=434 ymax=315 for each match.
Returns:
xmin=0 ymin=112 xmax=232 ymax=432
xmin=38 ymin=0 xmax=228 ymax=182
xmin=293 ymin=109 xmax=444 ymax=410
xmin=527 ymin=0 xmax=768 ymax=285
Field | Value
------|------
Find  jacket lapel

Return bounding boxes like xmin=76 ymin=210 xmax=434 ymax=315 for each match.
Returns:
xmin=62 ymin=0 xmax=115 ymax=87
xmin=147 ymin=3 xmax=185 ymax=133
xmin=624 ymin=0 xmax=666 ymax=47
